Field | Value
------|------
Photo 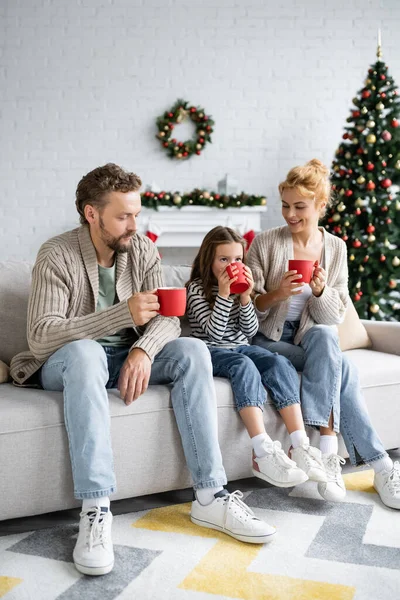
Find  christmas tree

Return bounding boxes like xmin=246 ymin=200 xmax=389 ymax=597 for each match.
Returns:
xmin=323 ymin=37 xmax=400 ymax=320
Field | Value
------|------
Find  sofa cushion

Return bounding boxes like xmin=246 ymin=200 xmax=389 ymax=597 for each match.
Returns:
xmin=0 ymin=261 xmax=33 ymax=365
xmin=337 ymin=300 xmax=372 ymax=352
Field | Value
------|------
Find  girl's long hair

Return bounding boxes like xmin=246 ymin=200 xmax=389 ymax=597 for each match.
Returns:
xmin=187 ymin=226 xmax=247 ymax=306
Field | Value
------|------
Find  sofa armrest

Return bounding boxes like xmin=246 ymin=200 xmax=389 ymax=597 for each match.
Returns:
xmin=361 ymin=320 xmax=400 ymax=356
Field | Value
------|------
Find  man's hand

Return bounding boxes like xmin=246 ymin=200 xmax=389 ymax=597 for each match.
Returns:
xmin=127 ymin=290 xmax=160 ymax=326
xmin=118 ymin=348 xmax=151 ymax=405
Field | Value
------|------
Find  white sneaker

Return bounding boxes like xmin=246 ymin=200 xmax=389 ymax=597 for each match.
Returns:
xmin=191 ymin=489 xmax=276 ymax=544
xmin=290 ymin=443 xmax=327 ymax=483
xmin=252 ymin=440 xmax=308 ymax=487
xmin=73 ymin=507 xmax=114 ymax=575
xmin=374 ymin=461 xmax=400 ymax=509
xmin=317 ymin=454 xmax=346 ymax=502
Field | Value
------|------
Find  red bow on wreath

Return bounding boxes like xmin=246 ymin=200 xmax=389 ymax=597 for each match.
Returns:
xmin=243 ymin=229 xmax=256 ymax=250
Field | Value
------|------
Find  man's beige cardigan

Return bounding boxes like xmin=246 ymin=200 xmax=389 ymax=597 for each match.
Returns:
xmin=11 ymin=226 xmax=180 ymax=384
xmin=246 ymin=225 xmax=350 ymax=346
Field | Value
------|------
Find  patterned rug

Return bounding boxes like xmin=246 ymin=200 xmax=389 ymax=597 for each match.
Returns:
xmin=1 ymin=470 xmax=400 ymax=600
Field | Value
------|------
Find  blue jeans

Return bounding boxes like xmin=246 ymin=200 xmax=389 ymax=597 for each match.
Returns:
xmin=39 ymin=338 xmax=227 ymax=499
xmin=208 ymin=345 xmax=300 ymax=411
xmin=253 ymin=322 xmax=387 ymax=466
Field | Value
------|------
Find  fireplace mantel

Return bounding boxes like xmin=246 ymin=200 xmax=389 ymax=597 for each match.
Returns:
xmin=138 ymin=206 xmax=267 ymax=247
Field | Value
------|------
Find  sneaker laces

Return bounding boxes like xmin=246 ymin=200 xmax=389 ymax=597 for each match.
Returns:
xmin=324 ymin=454 xmax=346 ymax=482
xmin=80 ymin=507 xmax=108 ymax=551
xmin=298 ymin=444 xmax=324 ymax=469
xmin=385 ymin=461 xmax=400 ymax=494
xmin=264 ymin=440 xmax=297 ymax=469
xmin=221 ymin=490 xmax=257 ymax=529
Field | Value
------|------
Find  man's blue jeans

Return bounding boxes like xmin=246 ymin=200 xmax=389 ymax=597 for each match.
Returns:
xmin=39 ymin=338 xmax=227 ymax=499
xmin=253 ymin=322 xmax=387 ymax=466
xmin=208 ymin=345 xmax=300 ymax=411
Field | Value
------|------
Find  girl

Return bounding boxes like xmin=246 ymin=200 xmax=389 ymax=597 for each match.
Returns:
xmin=186 ymin=226 xmax=327 ymax=489
xmin=248 ymin=159 xmax=400 ymax=508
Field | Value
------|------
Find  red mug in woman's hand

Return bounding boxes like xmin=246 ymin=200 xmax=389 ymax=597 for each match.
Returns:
xmin=288 ymin=259 xmax=314 ymax=284
xmin=226 ymin=263 xmax=250 ymax=294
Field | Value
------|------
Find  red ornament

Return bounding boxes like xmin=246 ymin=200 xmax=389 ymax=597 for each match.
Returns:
xmin=386 ymin=218 xmax=392 ymax=224
xmin=359 ymin=291 xmax=363 ymax=296
xmin=354 ymin=293 xmax=361 ymax=301
xmin=348 ymin=169 xmax=353 ymax=174
xmin=196 ymin=151 xmax=201 ymax=155
xmin=190 ymin=107 xmax=197 ymax=113
xmin=380 ymin=92 xmax=386 ymax=98
xmin=362 ymin=90 xmax=371 ymax=98
xmin=334 ymin=226 xmax=341 ymax=233
xmin=356 ymin=147 xmax=364 ymax=154
xmin=203 ymin=116 xmax=209 ymax=121
xmin=355 ymin=208 xmax=362 ymax=215
xmin=345 ymin=190 xmax=353 ymax=197
xmin=171 ymin=138 xmax=177 ymax=143
xmin=382 ymin=161 xmax=387 ymax=167
xmin=380 ymin=74 xmax=386 ymax=80
xmin=163 ymin=142 xmax=169 ymax=148
xmin=380 ymin=255 xmax=386 ymax=262
xmin=391 ymin=119 xmax=399 ymax=128
xmin=366 ymin=162 xmax=374 ymax=171
xmin=381 ymin=178 xmax=392 ymax=188
xmin=168 ymin=112 xmax=174 ymax=117
xmin=215 ymin=194 xmax=220 ymax=200
xmin=199 ymin=138 xmax=205 ymax=144
xmin=339 ymin=169 xmax=346 ymax=176
xmin=366 ymin=181 xmax=376 ymax=190
xmin=352 ymin=111 xmax=360 ymax=117
xmin=342 ymin=235 xmax=348 ymax=241
xmin=183 ymin=152 xmax=188 ymax=157
xmin=342 ymin=133 xmax=349 ymax=139
xmin=352 ymin=239 xmax=362 ymax=248
xmin=381 ymin=206 xmax=389 ymax=212
xmin=169 ymin=124 xmax=174 ymax=129
xmin=366 ymin=224 xmax=375 ymax=233
xmin=364 ymin=255 xmax=369 ymax=262
xmin=389 ymin=280 xmax=397 ymax=289
xmin=206 ymin=125 xmax=212 ymax=131
xmin=178 ymin=142 xmax=183 ymax=146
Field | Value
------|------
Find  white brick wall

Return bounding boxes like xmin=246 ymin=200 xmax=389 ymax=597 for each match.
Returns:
xmin=1 ymin=0 xmax=399 ymax=262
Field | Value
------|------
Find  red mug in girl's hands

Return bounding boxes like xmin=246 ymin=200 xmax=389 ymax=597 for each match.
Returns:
xmin=226 ymin=263 xmax=250 ymax=294
xmin=156 ymin=287 xmax=187 ymax=317
xmin=288 ymin=260 xmax=314 ymax=284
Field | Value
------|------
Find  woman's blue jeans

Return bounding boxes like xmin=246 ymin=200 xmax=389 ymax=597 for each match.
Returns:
xmin=39 ymin=338 xmax=227 ymax=499
xmin=253 ymin=322 xmax=387 ymax=466
xmin=209 ymin=344 xmax=300 ymax=412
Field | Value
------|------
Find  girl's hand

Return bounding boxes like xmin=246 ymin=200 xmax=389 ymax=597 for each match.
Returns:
xmin=310 ymin=261 xmax=326 ymax=297
xmin=276 ymin=270 xmax=304 ymax=301
xmin=217 ymin=268 xmax=236 ymax=299
xmin=240 ymin=265 xmax=254 ymax=305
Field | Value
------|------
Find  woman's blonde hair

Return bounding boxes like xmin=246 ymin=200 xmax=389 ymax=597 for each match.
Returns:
xmin=187 ymin=226 xmax=246 ymax=306
xmin=278 ymin=159 xmax=333 ymax=216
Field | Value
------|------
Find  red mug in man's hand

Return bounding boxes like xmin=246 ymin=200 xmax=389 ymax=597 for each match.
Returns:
xmin=156 ymin=287 xmax=187 ymax=317
xmin=288 ymin=260 xmax=315 ymax=284
xmin=226 ymin=263 xmax=250 ymax=294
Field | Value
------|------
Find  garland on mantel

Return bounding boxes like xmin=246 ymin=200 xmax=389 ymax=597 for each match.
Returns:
xmin=141 ymin=189 xmax=267 ymax=210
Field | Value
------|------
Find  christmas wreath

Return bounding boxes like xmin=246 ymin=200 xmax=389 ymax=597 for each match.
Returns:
xmin=156 ymin=99 xmax=214 ymax=159
xmin=141 ymin=188 xmax=267 ymax=210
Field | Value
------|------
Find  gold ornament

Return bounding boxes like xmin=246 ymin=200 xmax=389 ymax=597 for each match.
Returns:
xmin=368 ymin=234 xmax=376 ymax=242
xmin=358 ymin=159 xmax=363 ymax=166
xmin=371 ymin=86 xmax=376 ymax=91
xmin=177 ymin=153 xmax=183 ymax=159
xmin=393 ymin=256 xmax=400 ymax=267
xmin=339 ymin=188 xmax=345 ymax=195
xmin=337 ymin=202 xmax=346 ymax=212
xmin=376 ymin=102 xmax=384 ymax=110
xmin=164 ymin=125 xmax=169 ymax=131
xmin=366 ymin=134 xmax=376 ymax=143
xmin=355 ymin=198 xmax=364 ymax=207
xmin=353 ymin=97 xmax=359 ymax=105
xmin=371 ymin=196 xmax=377 ymax=204
xmin=384 ymin=238 xmax=390 ymax=247
xmin=367 ymin=120 xmax=375 ymax=128
xmin=165 ymin=194 xmax=170 ymax=200
xmin=357 ymin=125 xmax=365 ymax=132
xmin=395 ymin=160 xmax=400 ymax=170
xmin=198 ymin=112 xmax=204 ymax=118
xmin=174 ymin=146 xmax=179 ymax=151
xmin=350 ymin=254 xmax=355 ymax=261
xmin=344 ymin=220 xmax=350 ymax=226
xmin=159 ymin=132 xmax=165 ymax=137
xmin=356 ymin=281 xmax=361 ymax=288
xmin=196 ymin=144 xmax=202 ymax=150
xmin=173 ymin=194 xmax=182 ymax=204
xmin=352 ymin=138 xmax=359 ymax=144
xmin=361 ymin=106 xmax=368 ymax=114
xmin=359 ymin=265 xmax=365 ymax=272
xmin=203 ymin=191 xmax=210 ymax=199
xmin=370 ymin=304 xmax=380 ymax=314
xmin=345 ymin=152 xmax=352 ymax=159
xmin=376 ymin=151 xmax=380 ymax=156
xmin=357 ymin=175 xmax=365 ymax=184
xmin=396 ymin=200 xmax=400 ymax=211
xmin=365 ymin=78 xmax=372 ymax=85
xmin=198 ymin=130 xmax=205 ymax=136
xmin=260 ymin=198 xmax=267 ymax=205
xmin=332 ymin=213 xmax=341 ymax=222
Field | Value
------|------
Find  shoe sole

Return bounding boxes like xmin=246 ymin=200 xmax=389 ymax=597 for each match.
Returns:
xmin=317 ymin=485 xmax=346 ymax=502
xmin=190 ymin=516 xmax=276 ymax=544
xmin=252 ymin=468 xmax=308 ymax=488
xmin=74 ymin=560 xmax=114 ymax=576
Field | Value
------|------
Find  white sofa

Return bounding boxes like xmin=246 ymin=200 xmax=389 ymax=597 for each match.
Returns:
xmin=1 ymin=260 xmax=400 ymax=521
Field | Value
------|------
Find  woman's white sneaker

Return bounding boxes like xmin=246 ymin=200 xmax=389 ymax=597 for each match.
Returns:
xmin=290 ymin=443 xmax=327 ymax=483
xmin=252 ymin=440 xmax=308 ymax=487
xmin=374 ymin=461 xmax=400 ymax=509
xmin=191 ymin=489 xmax=276 ymax=544
xmin=317 ymin=454 xmax=346 ymax=502
xmin=73 ymin=507 xmax=114 ymax=576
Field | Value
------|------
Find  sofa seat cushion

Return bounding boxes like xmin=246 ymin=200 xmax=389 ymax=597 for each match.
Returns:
xmin=345 ymin=349 xmax=400 ymax=389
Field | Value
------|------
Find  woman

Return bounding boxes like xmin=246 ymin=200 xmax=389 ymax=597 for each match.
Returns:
xmin=247 ymin=159 xmax=400 ymax=508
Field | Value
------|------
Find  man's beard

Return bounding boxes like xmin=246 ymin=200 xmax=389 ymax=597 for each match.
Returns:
xmin=99 ymin=216 xmax=135 ymax=253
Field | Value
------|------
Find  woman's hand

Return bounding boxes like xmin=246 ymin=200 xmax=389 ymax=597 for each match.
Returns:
xmin=217 ymin=268 xmax=236 ymax=299
xmin=276 ymin=270 xmax=304 ymax=301
xmin=239 ymin=265 xmax=254 ymax=305
xmin=310 ymin=261 xmax=326 ymax=297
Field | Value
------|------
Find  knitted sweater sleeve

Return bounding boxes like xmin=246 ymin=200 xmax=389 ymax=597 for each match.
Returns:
xmin=246 ymin=233 xmax=272 ymax=321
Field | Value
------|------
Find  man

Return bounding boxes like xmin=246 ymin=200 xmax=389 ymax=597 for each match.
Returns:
xmin=11 ymin=163 xmax=275 ymax=576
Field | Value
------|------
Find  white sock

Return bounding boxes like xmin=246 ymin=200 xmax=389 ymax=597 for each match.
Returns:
xmin=289 ymin=429 xmax=309 ymax=449
xmin=251 ymin=432 xmax=273 ymax=457
xmin=196 ymin=486 xmax=224 ymax=505
xmin=82 ymin=496 xmax=110 ymax=512
xmin=372 ymin=455 xmax=393 ymax=474
xmin=320 ymin=435 xmax=339 ymax=456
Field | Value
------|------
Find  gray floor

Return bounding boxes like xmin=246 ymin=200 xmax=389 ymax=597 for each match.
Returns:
xmin=1 ymin=449 xmax=398 ymax=537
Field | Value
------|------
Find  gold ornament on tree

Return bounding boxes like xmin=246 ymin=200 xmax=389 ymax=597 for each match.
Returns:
xmin=370 ymin=304 xmax=380 ymax=314
xmin=357 ymin=175 xmax=366 ymax=184
xmin=392 ymin=256 xmax=400 ymax=267
xmin=173 ymin=194 xmax=182 ymax=204
xmin=376 ymin=102 xmax=385 ymax=110
xmin=366 ymin=134 xmax=376 ymax=143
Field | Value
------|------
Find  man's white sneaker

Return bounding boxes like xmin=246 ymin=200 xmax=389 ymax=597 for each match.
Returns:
xmin=374 ymin=461 xmax=400 ymax=509
xmin=317 ymin=454 xmax=346 ymax=502
xmin=73 ymin=507 xmax=114 ymax=575
xmin=191 ymin=489 xmax=276 ymax=544
xmin=252 ymin=440 xmax=308 ymax=487
xmin=290 ymin=443 xmax=327 ymax=483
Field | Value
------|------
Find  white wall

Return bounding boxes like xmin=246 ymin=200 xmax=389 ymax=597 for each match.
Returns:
xmin=1 ymin=0 xmax=399 ymax=262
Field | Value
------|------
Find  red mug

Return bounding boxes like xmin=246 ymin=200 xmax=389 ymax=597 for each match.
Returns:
xmin=226 ymin=263 xmax=249 ymax=294
xmin=288 ymin=259 xmax=314 ymax=284
xmin=156 ymin=287 xmax=187 ymax=317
